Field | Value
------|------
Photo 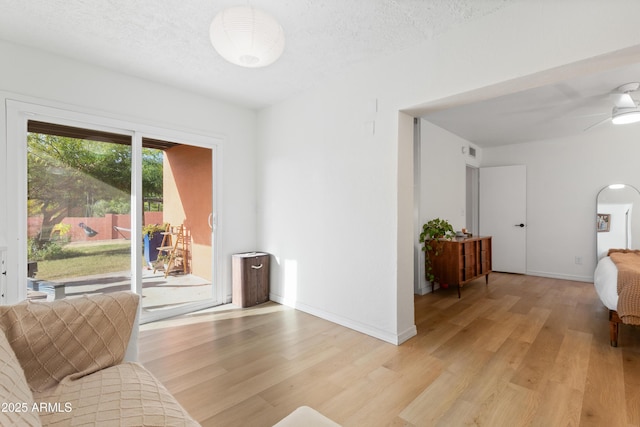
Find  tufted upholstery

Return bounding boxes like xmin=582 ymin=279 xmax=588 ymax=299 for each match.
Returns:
xmin=0 ymin=328 xmax=41 ymax=426
xmin=0 ymin=291 xmax=199 ymax=426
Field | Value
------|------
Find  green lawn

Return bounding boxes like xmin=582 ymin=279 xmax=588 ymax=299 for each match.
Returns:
xmin=36 ymin=242 xmax=132 ymax=281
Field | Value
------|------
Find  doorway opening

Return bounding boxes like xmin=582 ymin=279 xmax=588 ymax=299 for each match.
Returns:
xmin=466 ymin=165 xmax=479 ymax=236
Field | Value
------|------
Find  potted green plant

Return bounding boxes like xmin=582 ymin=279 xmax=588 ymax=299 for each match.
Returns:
xmin=143 ymin=223 xmax=167 ymax=240
xmin=154 ymin=253 xmax=171 ymax=271
xmin=419 ymin=218 xmax=455 ymax=282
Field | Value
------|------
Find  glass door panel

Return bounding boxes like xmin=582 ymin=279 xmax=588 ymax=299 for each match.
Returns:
xmin=140 ymin=140 xmax=215 ymax=317
xmin=26 ymin=124 xmax=132 ymax=301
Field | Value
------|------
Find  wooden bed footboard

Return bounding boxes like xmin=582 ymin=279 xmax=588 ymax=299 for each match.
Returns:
xmin=609 ymin=310 xmax=621 ymax=347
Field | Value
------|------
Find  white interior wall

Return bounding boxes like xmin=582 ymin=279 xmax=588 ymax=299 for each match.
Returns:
xmin=419 ymin=119 xmax=467 ymax=231
xmin=0 ymin=40 xmax=257 ymax=301
xmin=482 ymin=123 xmax=640 ymax=281
xmin=256 ymin=87 xmax=408 ymax=343
xmin=414 ymin=119 xmax=482 ymax=295
xmin=258 ymin=1 xmax=640 ymax=344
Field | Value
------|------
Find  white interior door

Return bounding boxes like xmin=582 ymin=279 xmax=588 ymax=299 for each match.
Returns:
xmin=479 ymin=165 xmax=526 ymax=274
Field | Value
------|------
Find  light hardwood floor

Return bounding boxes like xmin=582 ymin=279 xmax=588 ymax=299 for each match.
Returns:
xmin=139 ymin=273 xmax=640 ymax=427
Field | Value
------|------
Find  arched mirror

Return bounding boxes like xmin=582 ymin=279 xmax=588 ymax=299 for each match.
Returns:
xmin=596 ymin=184 xmax=640 ymax=259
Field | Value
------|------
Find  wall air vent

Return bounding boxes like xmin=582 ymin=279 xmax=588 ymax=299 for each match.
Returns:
xmin=469 ymin=146 xmax=476 ymax=158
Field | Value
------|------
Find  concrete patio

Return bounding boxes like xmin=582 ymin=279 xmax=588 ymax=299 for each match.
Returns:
xmin=27 ymin=267 xmax=214 ymax=312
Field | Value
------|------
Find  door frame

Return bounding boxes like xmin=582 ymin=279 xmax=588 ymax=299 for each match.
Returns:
xmin=135 ymin=131 xmax=224 ymax=323
xmin=466 ymin=165 xmax=479 ymax=236
xmin=5 ymin=97 xmax=225 ymax=315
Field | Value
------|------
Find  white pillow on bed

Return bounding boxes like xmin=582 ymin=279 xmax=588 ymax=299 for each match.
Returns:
xmin=594 ymin=256 xmax=618 ymax=311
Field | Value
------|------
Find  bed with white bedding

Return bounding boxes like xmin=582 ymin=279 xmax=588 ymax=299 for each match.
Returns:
xmin=594 ymin=256 xmax=618 ymax=311
xmin=594 ymin=183 xmax=640 ymax=347
xmin=594 ymin=250 xmax=640 ymax=346
xmin=594 ymin=256 xmax=621 ymax=346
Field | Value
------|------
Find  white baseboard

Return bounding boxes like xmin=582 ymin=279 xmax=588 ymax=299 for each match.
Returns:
xmin=269 ymin=293 xmax=417 ymax=345
xmin=414 ymin=283 xmax=429 ymax=295
xmin=526 ymin=270 xmax=593 ymax=283
xmin=397 ymin=325 xmax=418 ymax=344
xmin=414 ymin=282 xmax=440 ymax=296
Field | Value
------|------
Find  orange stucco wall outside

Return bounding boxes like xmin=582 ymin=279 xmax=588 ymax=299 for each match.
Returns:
xmin=163 ymin=145 xmax=212 ymax=281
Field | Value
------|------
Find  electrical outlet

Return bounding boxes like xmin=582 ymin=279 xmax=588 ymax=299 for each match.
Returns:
xmin=575 ymin=256 xmax=583 ymax=265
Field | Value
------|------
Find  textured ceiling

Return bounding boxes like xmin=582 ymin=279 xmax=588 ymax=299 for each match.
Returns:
xmin=0 ymin=0 xmax=513 ymax=109
xmin=4 ymin=0 xmax=635 ymax=147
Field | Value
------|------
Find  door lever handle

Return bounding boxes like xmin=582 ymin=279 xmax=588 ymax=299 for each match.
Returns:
xmin=514 ymin=223 xmax=525 ymax=228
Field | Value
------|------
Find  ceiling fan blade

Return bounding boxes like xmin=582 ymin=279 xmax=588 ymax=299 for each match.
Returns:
xmin=611 ymin=92 xmax=636 ymax=108
xmin=583 ymin=116 xmax=611 ymax=132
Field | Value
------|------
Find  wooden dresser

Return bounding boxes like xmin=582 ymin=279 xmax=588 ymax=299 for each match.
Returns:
xmin=427 ymin=236 xmax=492 ymax=297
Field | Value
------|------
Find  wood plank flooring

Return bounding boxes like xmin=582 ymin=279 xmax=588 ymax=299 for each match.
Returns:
xmin=139 ymin=273 xmax=640 ymax=426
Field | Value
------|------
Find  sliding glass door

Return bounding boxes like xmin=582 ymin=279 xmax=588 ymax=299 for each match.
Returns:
xmin=12 ymin=106 xmax=221 ymax=321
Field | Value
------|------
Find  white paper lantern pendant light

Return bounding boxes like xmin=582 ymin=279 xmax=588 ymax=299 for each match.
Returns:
xmin=210 ymin=6 xmax=285 ymax=68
